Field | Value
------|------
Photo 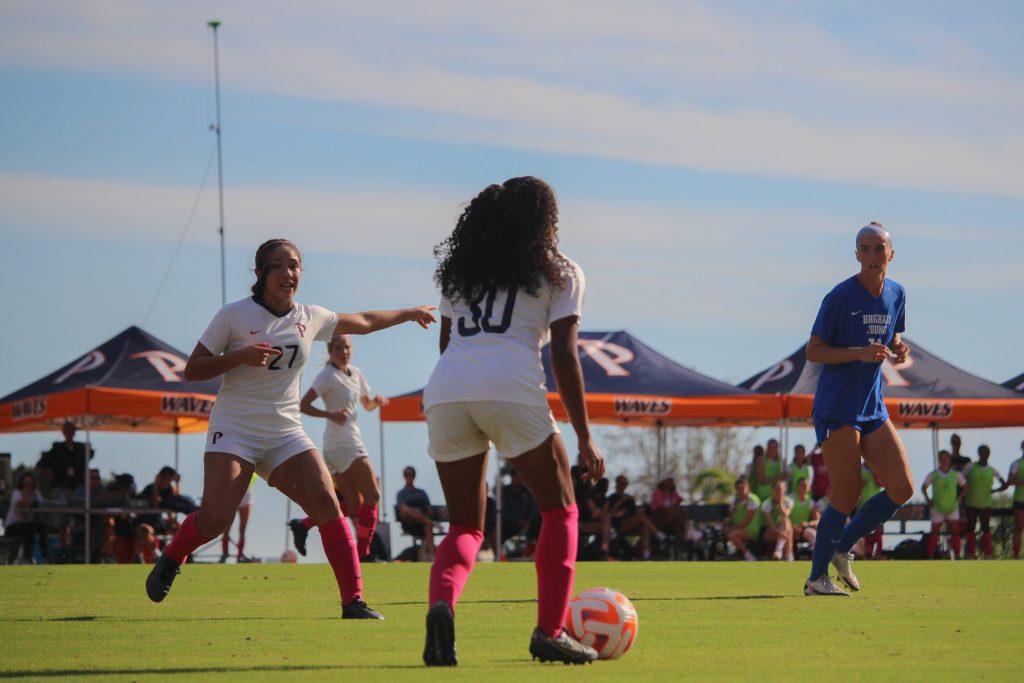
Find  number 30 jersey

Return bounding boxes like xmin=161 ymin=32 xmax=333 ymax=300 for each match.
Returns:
xmin=198 ymin=297 xmax=337 ymax=434
xmin=424 ymin=257 xmax=585 ymax=410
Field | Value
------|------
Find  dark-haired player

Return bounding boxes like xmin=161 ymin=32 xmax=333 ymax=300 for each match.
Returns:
xmin=421 ymin=177 xmax=604 ymax=665
xmin=145 ymin=238 xmax=434 ymax=619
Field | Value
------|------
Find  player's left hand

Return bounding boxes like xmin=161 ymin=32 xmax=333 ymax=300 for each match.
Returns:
xmin=375 ymin=394 xmax=390 ymax=408
xmin=891 ymin=340 xmax=909 ymax=364
xmin=407 ymin=306 xmax=438 ymax=329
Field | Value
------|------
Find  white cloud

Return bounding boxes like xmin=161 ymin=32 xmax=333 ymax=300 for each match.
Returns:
xmin=2 ymin=2 xmax=1023 ymax=197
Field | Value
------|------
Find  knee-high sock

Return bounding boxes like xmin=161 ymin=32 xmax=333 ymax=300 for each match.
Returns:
xmin=981 ymin=531 xmax=993 ymax=557
xmin=949 ymin=529 xmax=962 ymax=556
xmin=428 ymin=525 xmax=484 ymax=611
xmin=356 ymin=504 xmax=378 ymax=556
xmin=809 ymin=505 xmax=846 ymax=580
xmin=535 ymin=505 xmax=579 ymax=637
xmin=836 ymin=491 xmax=900 ymax=555
xmin=165 ymin=513 xmax=213 ymax=564
xmin=965 ymin=528 xmax=977 ymax=556
xmin=319 ymin=517 xmax=362 ymax=605
xmin=927 ymin=532 xmax=939 ymax=559
xmin=221 ymin=532 xmax=230 ymax=556
xmin=300 ymin=517 xmax=316 ymax=531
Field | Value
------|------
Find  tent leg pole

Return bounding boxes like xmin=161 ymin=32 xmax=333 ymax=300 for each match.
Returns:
xmin=931 ymin=427 xmax=939 ymax=469
xmin=84 ymin=421 xmax=91 ymax=565
xmin=173 ymin=421 xmax=180 ymax=473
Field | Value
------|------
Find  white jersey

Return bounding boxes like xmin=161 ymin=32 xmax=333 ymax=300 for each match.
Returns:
xmin=423 ymin=257 xmax=585 ymax=410
xmin=199 ymin=297 xmax=337 ymax=434
xmin=310 ymin=363 xmax=371 ymax=449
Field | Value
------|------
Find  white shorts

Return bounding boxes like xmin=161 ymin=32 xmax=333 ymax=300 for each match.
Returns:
xmin=931 ymin=508 xmax=960 ymax=524
xmin=426 ymin=401 xmax=559 ymax=462
xmin=323 ymin=445 xmax=370 ymax=475
xmin=206 ymin=424 xmax=317 ymax=480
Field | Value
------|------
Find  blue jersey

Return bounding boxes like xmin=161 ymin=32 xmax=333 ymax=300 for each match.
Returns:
xmin=810 ymin=276 xmax=906 ymax=421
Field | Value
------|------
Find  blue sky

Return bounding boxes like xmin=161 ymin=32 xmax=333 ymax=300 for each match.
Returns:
xmin=1 ymin=2 xmax=1022 ymax=562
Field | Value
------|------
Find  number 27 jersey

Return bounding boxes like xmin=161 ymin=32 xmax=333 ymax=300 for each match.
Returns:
xmin=424 ymin=257 xmax=585 ymax=410
xmin=198 ymin=297 xmax=337 ymax=434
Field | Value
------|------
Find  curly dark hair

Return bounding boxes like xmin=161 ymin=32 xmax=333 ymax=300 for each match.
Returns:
xmin=433 ymin=176 xmax=570 ymax=303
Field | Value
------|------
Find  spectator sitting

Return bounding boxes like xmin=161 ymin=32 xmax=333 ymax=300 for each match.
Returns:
xmin=500 ymin=468 xmax=539 ymax=548
xmin=135 ymin=523 xmax=159 ymax=564
xmin=606 ymin=474 xmax=664 ymax=560
xmin=35 ymin=421 xmax=94 ymax=502
xmin=4 ymin=472 xmax=46 ymax=563
xmin=396 ymin=466 xmax=436 ymax=561
xmin=761 ymin=480 xmax=794 ymax=561
xmin=571 ymin=465 xmax=611 ymax=559
xmin=74 ymin=468 xmax=104 ymax=503
xmin=650 ymin=477 xmax=688 ymax=541
xmin=724 ymin=476 xmax=762 ymax=561
xmin=790 ymin=476 xmax=819 ymax=551
xmin=140 ymin=466 xmax=198 ymax=517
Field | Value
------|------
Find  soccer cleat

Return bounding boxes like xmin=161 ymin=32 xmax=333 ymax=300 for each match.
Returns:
xmin=803 ymin=574 xmax=850 ymax=596
xmin=146 ymin=555 xmax=181 ymax=602
xmin=529 ymin=627 xmax=598 ymax=664
xmin=288 ymin=519 xmax=309 ymax=557
xmin=342 ymin=598 xmax=384 ymax=620
xmin=831 ymin=552 xmax=861 ymax=591
xmin=423 ymin=601 xmax=457 ymax=666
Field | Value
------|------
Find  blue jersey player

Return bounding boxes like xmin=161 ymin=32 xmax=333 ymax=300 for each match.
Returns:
xmin=803 ymin=223 xmax=915 ymax=596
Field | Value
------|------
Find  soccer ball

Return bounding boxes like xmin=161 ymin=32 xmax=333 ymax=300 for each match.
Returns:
xmin=565 ymin=587 xmax=638 ymax=660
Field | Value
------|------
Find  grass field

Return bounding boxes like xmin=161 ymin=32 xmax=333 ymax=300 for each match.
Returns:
xmin=0 ymin=560 xmax=1020 ymax=681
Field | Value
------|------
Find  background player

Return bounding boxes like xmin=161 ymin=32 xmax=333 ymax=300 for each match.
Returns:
xmin=145 ymin=238 xmax=434 ymax=620
xmin=921 ymin=450 xmax=968 ymax=559
xmin=421 ymin=176 xmax=603 ymax=666
xmin=1005 ymin=440 xmax=1024 ymax=559
xmin=803 ymin=223 xmax=915 ymax=596
xmin=961 ymin=445 xmax=1005 ymax=559
xmin=220 ymin=473 xmax=255 ymax=563
xmin=290 ymin=334 xmax=388 ymax=560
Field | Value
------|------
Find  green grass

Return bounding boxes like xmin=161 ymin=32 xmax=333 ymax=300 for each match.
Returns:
xmin=0 ymin=561 xmax=1020 ymax=681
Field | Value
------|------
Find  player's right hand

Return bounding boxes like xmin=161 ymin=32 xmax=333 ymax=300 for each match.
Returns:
xmin=238 ymin=343 xmax=282 ymax=367
xmin=327 ymin=411 xmax=348 ymax=425
xmin=858 ymin=343 xmax=890 ymax=363
xmin=578 ymin=440 xmax=605 ymax=481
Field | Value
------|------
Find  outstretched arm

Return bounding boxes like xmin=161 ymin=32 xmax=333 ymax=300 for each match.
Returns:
xmin=335 ymin=306 xmax=436 ymax=335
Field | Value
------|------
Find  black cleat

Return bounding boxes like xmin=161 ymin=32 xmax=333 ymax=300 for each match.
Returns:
xmin=146 ymin=555 xmax=181 ymax=603
xmin=529 ymin=627 xmax=598 ymax=665
xmin=423 ymin=601 xmax=457 ymax=666
xmin=342 ymin=598 xmax=384 ymax=620
xmin=288 ymin=519 xmax=309 ymax=557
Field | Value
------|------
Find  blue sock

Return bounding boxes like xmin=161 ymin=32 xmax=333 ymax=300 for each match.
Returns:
xmin=809 ymin=505 xmax=847 ymax=581
xmin=836 ymin=491 xmax=900 ymax=554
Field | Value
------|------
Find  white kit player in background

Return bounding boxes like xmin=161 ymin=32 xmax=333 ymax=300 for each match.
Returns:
xmin=146 ymin=238 xmax=435 ymax=623
xmin=289 ymin=334 xmax=389 ymax=560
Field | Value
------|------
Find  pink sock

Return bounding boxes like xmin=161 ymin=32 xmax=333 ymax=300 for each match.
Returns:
xmin=535 ymin=505 xmax=579 ymax=637
xmin=319 ymin=517 xmax=362 ymax=605
xmin=300 ymin=517 xmax=316 ymax=531
xmin=429 ymin=525 xmax=483 ymax=612
xmin=165 ymin=513 xmax=212 ymax=564
xmin=356 ymin=503 xmax=378 ymax=556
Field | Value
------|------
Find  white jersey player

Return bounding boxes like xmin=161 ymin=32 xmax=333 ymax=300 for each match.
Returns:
xmin=146 ymin=238 xmax=435 ymax=621
xmin=289 ymin=335 xmax=388 ymax=558
xmin=420 ymin=176 xmax=605 ymax=667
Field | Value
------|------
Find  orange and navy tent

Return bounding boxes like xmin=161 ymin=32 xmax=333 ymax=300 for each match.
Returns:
xmin=381 ymin=330 xmax=781 ymax=427
xmin=1004 ymin=373 xmax=1024 ymax=393
xmin=0 ymin=326 xmax=219 ymax=434
xmin=738 ymin=337 xmax=1024 ymax=428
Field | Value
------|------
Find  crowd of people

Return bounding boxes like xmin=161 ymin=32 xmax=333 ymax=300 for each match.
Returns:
xmin=1 ymin=421 xmax=210 ymax=565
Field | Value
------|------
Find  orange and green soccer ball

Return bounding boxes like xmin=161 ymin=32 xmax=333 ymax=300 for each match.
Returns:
xmin=565 ymin=587 xmax=638 ymax=659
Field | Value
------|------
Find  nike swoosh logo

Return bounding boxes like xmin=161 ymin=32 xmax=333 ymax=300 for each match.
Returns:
xmin=851 ymin=311 xmax=861 ymax=316
xmin=250 ymin=330 xmax=261 ymax=335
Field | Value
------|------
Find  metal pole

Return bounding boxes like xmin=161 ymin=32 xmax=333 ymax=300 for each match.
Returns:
xmin=173 ymin=420 xmax=180 ymax=472
xmin=379 ymin=414 xmax=387 ymax=522
xmin=84 ymin=420 xmax=91 ymax=565
xmin=931 ymin=427 xmax=939 ymax=469
xmin=208 ymin=19 xmax=227 ymax=307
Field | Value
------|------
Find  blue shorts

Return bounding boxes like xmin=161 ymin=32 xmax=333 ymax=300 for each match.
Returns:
xmin=814 ymin=416 xmax=888 ymax=446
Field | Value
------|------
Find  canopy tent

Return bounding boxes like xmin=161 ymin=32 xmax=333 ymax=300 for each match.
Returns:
xmin=0 ymin=326 xmax=219 ymax=562
xmin=382 ymin=330 xmax=782 ymax=427
xmin=1004 ymin=373 xmax=1024 ymax=393
xmin=738 ymin=336 xmax=1024 ymax=428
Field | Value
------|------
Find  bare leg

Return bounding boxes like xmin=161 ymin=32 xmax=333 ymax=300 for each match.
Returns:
xmin=859 ymin=421 xmax=914 ymax=505
xmin=197 ymin=453 xmax=254 ymax=537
